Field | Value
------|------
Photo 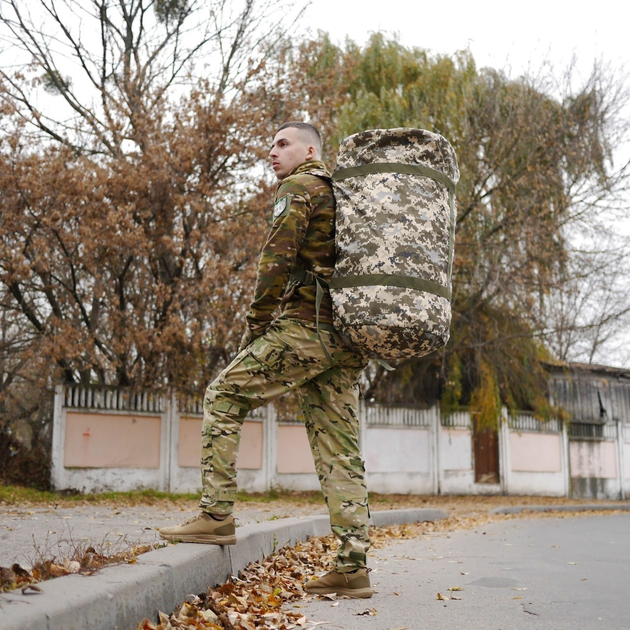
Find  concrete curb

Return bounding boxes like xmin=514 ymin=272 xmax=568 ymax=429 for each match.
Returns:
xmin=0 ymin=508 xmax=447 ymax=630
xmin=490 ymin=503 xmax=630 ymax=515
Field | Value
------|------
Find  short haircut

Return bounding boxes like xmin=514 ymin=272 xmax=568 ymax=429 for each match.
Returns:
xmin=277 ymin=121 xmax=322 ymax=155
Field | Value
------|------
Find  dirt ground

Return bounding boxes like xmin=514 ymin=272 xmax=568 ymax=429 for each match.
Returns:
xmin=4 ymin=489 xmax=621 ymax=522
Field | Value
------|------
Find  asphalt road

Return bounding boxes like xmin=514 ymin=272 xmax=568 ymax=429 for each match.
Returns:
xmin=294 ymin=513 xmax=630 ymax=630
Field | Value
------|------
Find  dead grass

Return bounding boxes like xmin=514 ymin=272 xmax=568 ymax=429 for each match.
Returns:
xmin=2 ymin=483 xmax=620 ymax=515
xmin=0 ymin=519 xmax=161 ymax=594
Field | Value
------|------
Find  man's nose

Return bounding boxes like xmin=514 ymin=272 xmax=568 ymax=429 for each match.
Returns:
xmin=269 ymin=146 xmax=277 ymax=158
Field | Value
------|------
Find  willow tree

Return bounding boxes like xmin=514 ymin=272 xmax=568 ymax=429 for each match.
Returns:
xmin=281 ymin=33 xmax=630 ymax=419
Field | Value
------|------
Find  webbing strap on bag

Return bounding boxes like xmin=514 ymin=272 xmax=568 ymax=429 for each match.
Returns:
xmin=289 ymin=268 xmax=333 ymax=365
xmin=332 ymin=162 xmax=457 ymax=194
xmin=329 ymin=273 xmax=451 ymax=301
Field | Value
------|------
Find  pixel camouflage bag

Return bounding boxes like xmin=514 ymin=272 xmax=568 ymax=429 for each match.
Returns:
xmin=328 ymin=128 xmax=460 ymax=361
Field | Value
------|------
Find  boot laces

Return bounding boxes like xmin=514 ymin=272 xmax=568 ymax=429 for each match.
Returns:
xmin=181 ymin=513 xmax=209 ymax=526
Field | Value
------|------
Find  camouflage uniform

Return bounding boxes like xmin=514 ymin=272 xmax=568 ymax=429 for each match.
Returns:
xmin=200 ymin=161 xmax=370 ymax=571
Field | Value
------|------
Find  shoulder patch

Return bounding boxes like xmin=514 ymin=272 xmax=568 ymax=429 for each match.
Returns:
xmin=273 ymin=194 xmax=291 ymax=220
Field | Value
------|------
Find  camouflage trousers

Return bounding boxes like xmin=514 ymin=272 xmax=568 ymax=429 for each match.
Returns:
xmin=199 ymin=317 xmax=370 ymax=571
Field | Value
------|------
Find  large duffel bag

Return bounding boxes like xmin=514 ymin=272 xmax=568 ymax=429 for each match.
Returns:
xmin=330 ymin=127 xmax=459 ymax=360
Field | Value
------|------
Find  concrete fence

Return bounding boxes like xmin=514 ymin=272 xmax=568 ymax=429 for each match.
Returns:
xmin=51 ymin=385 xmax=630 ymax=500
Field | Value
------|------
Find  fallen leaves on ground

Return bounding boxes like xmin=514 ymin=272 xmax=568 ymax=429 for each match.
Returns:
xmin=0 ymin=543 xmax=157 ymax=593
xmin=138 ymin=534 xmax=338 ymax=630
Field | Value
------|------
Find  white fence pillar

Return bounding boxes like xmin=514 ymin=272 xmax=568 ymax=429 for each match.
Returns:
xmin=264 ymin=404 xmax=278 ymax=492
xmin=50 ymin=385 xmax=67 ymax=491
xmin=499 ymin=407 xmax=510 ymax=495
xmin=616 ymin=420 xmax=626 ymax=500
xmin=431 ymin=405 xmax=441 ymax=495
xmin=164 ymin=392 xmax=179 ymax=493
xmin=561 ymin=420 xmax=570 ymax=498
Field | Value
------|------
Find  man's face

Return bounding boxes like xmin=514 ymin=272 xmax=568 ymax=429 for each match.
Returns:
xmin=269 ymin=127 xmax=314 ymax=180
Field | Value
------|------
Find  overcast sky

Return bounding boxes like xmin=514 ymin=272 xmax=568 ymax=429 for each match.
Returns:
xmin=303 ymin=0 xmax=629 ymax=79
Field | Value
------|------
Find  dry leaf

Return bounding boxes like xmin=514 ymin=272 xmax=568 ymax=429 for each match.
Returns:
xmin=200 ymin=609 xmax=219 ymax=623
xmin=448 ymin=586 xmax=463 ymax=591
xmin=49 ymin=564 xmax=68 ymax=578
xmin=21 ymin=584 xmax=43 ymax=594
xmin=356 ymin=608 xmax=377 ymax=616
xmin=178 ymin=601 xmax=199 ymax=619
xmin=11 ymin=564 xmax=30 ymax=578
xmin=437 ymin=592 xmax=449 ymax=601
xmin=63 ymin=559 xmax=80 ymax=574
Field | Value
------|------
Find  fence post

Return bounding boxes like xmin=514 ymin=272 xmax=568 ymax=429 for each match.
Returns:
xmin=431 ymin=404 xmax=441 ymax=495
xmin=50 ymin=384 xmax=66 ymax=491
xmin=616 ymin=419 xmax=626 ymax=500
xmin=263 ymin=404 xmax=278 ymax=492
xmin=499 ymin=407 xmax=510 ymax=495
xmin=561 ymin=419 xmax=571 ymax=498
xmin=163 ymin=391 xmax=179 ymax=493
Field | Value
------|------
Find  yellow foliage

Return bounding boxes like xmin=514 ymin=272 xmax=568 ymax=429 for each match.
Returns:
xmin=469 ymin=361 xmax=501 ymax=430
xmin=441 ymin=353 xmax=463 ymax=411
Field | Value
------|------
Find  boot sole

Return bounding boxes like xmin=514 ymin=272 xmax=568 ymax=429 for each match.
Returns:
xmin=159 ymin=532 xmax=237 ymax=545
xmin=305 ymin=586 xmax=374 ymax=599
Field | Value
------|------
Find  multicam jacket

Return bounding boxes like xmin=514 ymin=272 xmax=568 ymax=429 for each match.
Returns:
xmin=245 ymin=160 xmax=335 ymax=341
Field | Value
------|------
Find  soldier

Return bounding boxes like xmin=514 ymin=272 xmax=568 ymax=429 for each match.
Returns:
xmin=158 ymin=122 xmax=373 ymax=598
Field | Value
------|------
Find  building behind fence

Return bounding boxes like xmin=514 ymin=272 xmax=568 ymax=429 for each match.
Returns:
xmin=52 ymin=361 xmax=630 ymax=500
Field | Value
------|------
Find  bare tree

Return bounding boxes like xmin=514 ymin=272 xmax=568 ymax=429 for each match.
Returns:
xmin=0 ymin=0 xmax=306 ymax=396
xmin=542 ymin=231 xmax=630 ymax=366
xmin=0 ymin=0 xmax=303 ymax=154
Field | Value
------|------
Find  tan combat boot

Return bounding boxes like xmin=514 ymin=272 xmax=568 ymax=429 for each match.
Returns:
xmin=158 ymin=513 xmax=237 ymax=545
xmin=304 ymin=568 xmax=373 ymax=598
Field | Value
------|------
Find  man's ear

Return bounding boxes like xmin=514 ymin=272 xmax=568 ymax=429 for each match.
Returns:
xmin=305 ymin=144 xmax=316 ymax=160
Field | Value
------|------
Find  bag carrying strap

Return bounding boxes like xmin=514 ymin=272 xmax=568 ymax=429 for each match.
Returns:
xmin=289 ymin=268 xmax=395 ymax=371
xmin=289 ymin=268 xmax=334 ymax=365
